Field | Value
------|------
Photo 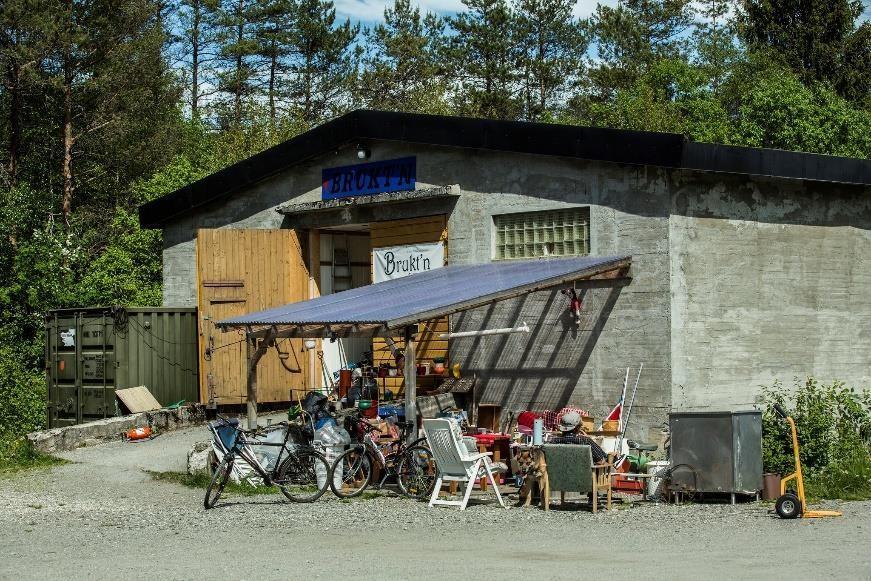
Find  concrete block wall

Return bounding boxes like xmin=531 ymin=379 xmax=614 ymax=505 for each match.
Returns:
xmin=670 ymin=172 xmax=871 ymax=410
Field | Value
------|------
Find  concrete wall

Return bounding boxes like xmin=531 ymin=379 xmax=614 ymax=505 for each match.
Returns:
xmin=669 ymin=172 xmax=871 ymax=410
xmin=156 ymin=139 xmax=871 ymax=439
xmin=159 ymin=141 xmax=673 ymax=438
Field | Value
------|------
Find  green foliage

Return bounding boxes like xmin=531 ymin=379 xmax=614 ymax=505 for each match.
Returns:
xmin=760 ymin=377 xmax=871 ymax=499
xmin=732 ymin=68 xmax=871 ymax=156
xmin=805 ymin=446 xmax=871 ymax=501
xmin=77 ymin=209 xmax=163 ymax=307
xmin=0 ymin=437 xmax=67 ymax=476
xmin=0 ymin=345 xmax=46 ymax=439
xmin=737 ymin=0 xmax=870 ymax=105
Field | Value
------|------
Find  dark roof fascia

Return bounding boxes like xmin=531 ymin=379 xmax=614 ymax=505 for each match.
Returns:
xmin=139 ymin=110 xmax=871 ymax=228
xmin=682 ymin=142 xmax=870 ymax=185
xmin=139 ymin=110 xmax=685 ymax=228
xmin=138 ymin=113 xmax=362 ymax=228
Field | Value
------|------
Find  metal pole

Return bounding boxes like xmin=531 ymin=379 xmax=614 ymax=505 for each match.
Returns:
xmin=618 ymin=363 xmax=643 ymax=453
xmin=438 ymin=322 xmax=530 ymax=339
xmin=403 ymin=326 xmax=417 ymax=444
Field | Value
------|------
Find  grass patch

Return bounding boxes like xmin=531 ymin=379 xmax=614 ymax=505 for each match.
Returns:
xmin=146 ymin=470 xmax=282 ymax=496
xmin=804 ymin=447 xmax=871 ymax=501
xmin=339 ymin=490 xmax=381 ymax=503
xmin=0 ymin=437 xmax=67 ymax=477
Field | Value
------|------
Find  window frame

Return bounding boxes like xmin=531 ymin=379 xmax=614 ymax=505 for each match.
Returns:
xmin=491 ymin=207 xmax=591 ymax=261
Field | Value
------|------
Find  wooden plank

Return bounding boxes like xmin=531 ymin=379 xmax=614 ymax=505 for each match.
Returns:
xmin=202 ymin=280 xmax=244 ymax=287
xmin=115 ymin=386 xmax=161 ymax=413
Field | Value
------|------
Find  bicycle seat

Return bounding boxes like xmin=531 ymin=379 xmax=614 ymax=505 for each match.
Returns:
xmin=627 ymin=440 xmax=658 ymax=452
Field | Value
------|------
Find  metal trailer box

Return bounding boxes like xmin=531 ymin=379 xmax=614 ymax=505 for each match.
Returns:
xmin=669 ymin=411 xmax=763 ymax=497
xmin=45 ymin=307 xmax=199 ymax=427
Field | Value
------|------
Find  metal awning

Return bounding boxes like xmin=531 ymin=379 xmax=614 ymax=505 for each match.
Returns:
xmin=218 ymin=254 xmax=631 ymax=338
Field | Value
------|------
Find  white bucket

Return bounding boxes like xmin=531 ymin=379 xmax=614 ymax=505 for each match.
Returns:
xmin=316 ymin=444 xmax=343 ymax=490
xmin=647 ymin=460 xmax=670 ymax=497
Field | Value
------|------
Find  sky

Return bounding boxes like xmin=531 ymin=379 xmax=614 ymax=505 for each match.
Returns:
xmin=333 ymin=0 xmax=870 ymax=27
xmin=333 ymin=0 xmax=618 ymax=24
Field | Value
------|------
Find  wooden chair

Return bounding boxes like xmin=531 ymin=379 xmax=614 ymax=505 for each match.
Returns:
xmin=541 ymin=444 xmax=612 ymax=512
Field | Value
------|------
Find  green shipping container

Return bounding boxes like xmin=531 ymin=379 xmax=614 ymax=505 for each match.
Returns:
xmin=45 ymin=307 xmax=199 ymax=427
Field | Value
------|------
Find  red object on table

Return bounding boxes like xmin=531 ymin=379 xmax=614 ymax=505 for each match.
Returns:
xmin=472 ymin=433 xmax=511 ymax=445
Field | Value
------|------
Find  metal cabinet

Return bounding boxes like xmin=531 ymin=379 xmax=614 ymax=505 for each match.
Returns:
xmin=669 ymin=411 xmax=763 ymax=497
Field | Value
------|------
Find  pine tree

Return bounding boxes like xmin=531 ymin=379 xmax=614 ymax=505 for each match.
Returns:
xmin=589 ymin=0 xmax=696 ymax=98
xmin=172 ymin=0 xmax=221 ymax=119
xmin=447 ymin=0 xmax=521 ymax=119
xmin=253 ymin=0 xmax=295 ymax=127
xmin=514 ymin=0 xmax=589 ymax=121
xmin=356 ymin=0 xmax=448 ymax=114
xmin=214 ymin=0 xmax=260 ymax=127
xmin=692 ymin=0 xmax=739 ymax=91
xmin=51 ymin=0 xmax=181 ymax=221
xmin=737 ymin=0 xmax=870 ymax=106
xmin=286 ymin=0 xmax=359 ymax=128
xmin=0 ymin=0 xmax=54 ymax=183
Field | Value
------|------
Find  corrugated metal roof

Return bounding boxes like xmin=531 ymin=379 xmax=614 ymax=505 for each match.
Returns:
xmin=218 ymin=255 xmax=630 ymax=332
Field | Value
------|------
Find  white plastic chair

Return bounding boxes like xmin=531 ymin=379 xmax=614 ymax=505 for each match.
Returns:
xmin=422 ymin=418 xmax=506 ymax=511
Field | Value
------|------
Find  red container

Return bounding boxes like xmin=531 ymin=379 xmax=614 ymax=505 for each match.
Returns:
xmin=338 ymin=369 xmax=352 ymax=398
xmin=361 ymin=400 xmax=378 ymax=418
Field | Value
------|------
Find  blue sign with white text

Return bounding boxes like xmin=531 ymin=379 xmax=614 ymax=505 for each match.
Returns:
xmin=322 ymin=156 xmax=416 ymax=200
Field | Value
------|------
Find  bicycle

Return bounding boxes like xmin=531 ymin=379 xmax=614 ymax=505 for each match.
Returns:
xmin=330 ymin=418 xmax=435 ymax=500
xmin=204 ymin=415 xmax=332 ymax=509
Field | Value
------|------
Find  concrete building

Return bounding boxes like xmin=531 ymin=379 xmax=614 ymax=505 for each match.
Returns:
xmin=139 ymin=110 xmax=871 ymax=439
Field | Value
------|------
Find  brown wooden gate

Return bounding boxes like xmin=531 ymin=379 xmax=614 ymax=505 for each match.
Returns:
xmin=196 ymin=229 xmax=310 ymax=405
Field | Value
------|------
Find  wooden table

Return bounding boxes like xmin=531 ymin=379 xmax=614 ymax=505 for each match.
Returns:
xmin=473 ymin=433 xmax=511 ymax=491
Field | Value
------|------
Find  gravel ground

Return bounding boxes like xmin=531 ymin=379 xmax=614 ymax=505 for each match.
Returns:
xmin=1 ymin=424 xmax=868 ymax=580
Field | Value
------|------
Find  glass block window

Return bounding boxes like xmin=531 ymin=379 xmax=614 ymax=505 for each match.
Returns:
xmin=493 ymin=208 xmax=590 ymax=260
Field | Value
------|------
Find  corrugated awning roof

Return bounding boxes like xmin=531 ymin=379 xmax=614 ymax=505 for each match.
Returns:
xmin=218 ymin=255 xmax=631 ymax=338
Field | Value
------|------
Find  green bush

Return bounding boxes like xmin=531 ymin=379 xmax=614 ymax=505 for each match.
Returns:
xmin=0 ymin=345 xmax=46 ymax=439
xmin=760 ymin=377 xmax=871 ymax=500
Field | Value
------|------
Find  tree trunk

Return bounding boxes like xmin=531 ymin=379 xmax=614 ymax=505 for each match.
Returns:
xmin=191 ymin=0 xmax=200 ymax=118
xmin=234 ymin=0 xmax=244 ymax=126
xmin=62 ymin=0 xmax=74 ymax=223
xmin=269 ymin=42 xmax=276 ymax=128
xmin=6 ymin=60 xmax=22 ymax=182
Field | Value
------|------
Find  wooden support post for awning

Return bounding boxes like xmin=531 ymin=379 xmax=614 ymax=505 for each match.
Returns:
xmin=246 ymin=326 xmax=277 ymax=430
xmin=403 ymin=325 xmax=417 ymax=444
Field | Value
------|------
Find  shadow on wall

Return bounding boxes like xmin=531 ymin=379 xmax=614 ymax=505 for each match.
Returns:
xmin=451 ymin=284 xmax=624 ymax=422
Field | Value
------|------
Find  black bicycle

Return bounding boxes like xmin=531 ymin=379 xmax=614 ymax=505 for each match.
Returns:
xmin=330 ymin=419 xmax=435 ymax=500
xmin=204 ymin=415 xmax=331 ymax=509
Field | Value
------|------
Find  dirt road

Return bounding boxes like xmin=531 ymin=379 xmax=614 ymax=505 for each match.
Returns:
xmin=1 ymin=424 xmax=868 ymax=580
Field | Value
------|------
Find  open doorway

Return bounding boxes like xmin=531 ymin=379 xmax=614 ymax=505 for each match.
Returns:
xmin=317 ymin=226 xmax=371 ymax=387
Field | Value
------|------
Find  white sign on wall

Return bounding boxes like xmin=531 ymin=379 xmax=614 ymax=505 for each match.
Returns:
xmin=373 ymin=242 xmax=444 ymax=283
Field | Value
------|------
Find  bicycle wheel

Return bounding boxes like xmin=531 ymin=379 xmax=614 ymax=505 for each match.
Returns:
xmin=396 ymin=445 xmax=436 ymax=500
xmin=204 ymin=454 xmax=233 ymax=509
xmin=275 ymin=448 xmax=331 ymax=503
xmin=330 ymin=447 xmax=372 ymax=498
